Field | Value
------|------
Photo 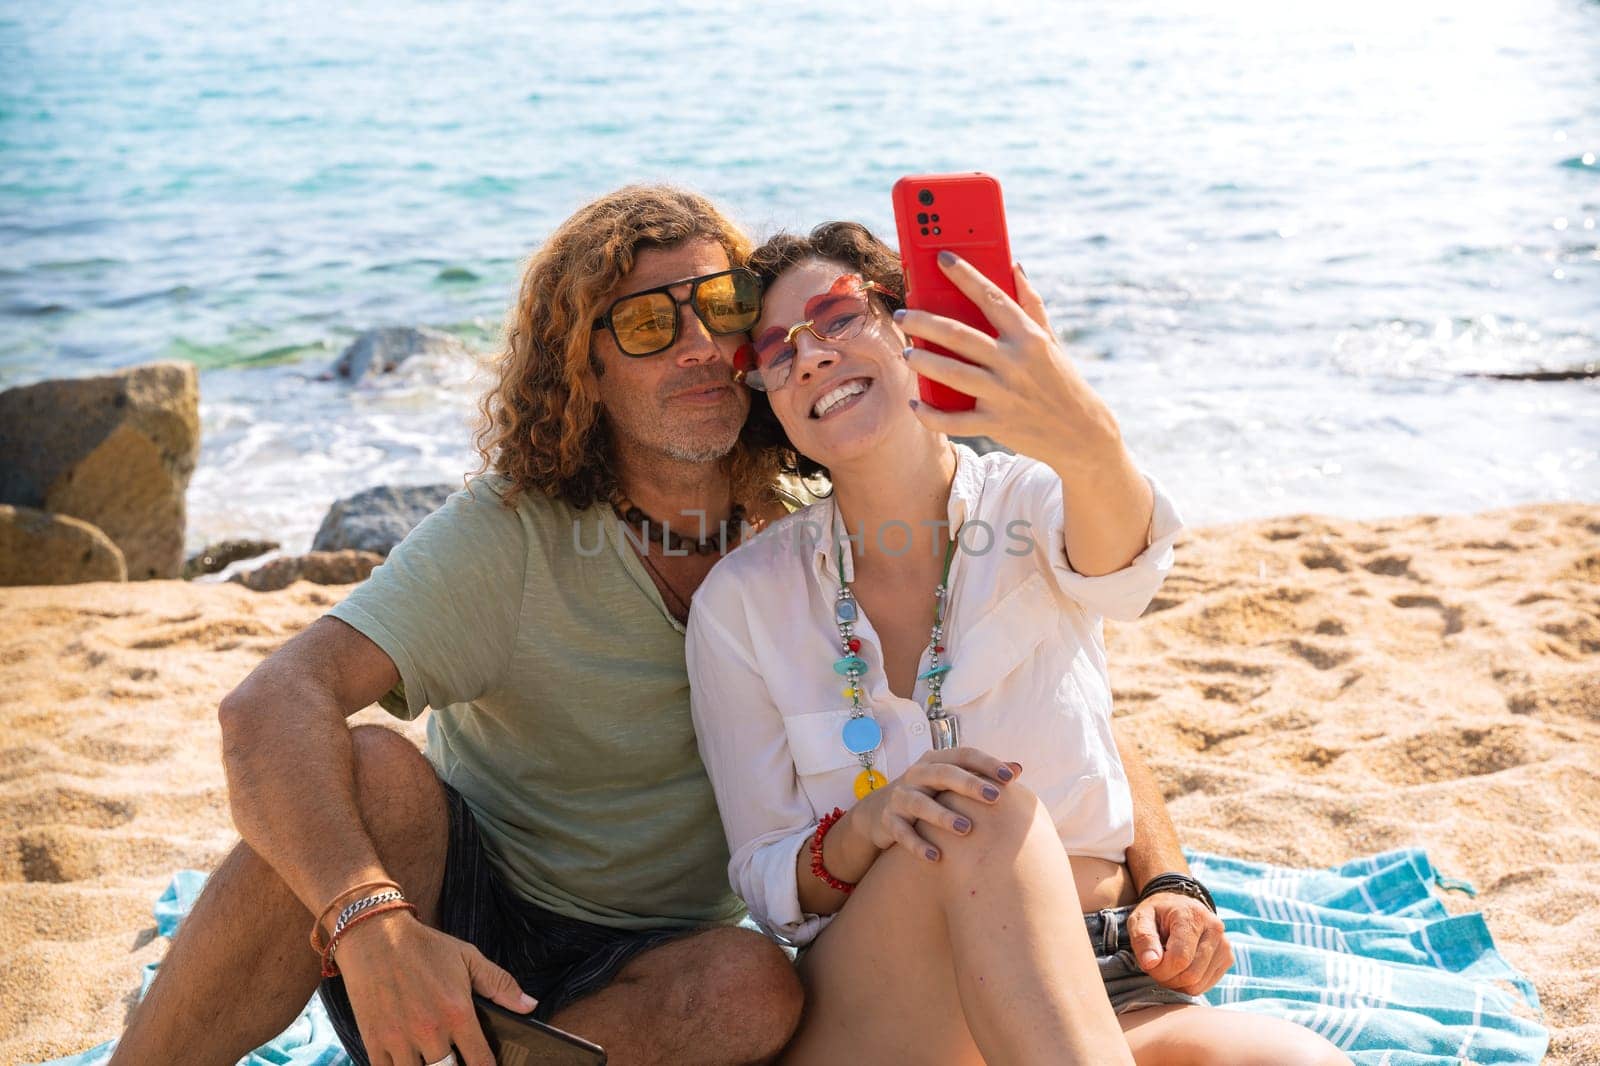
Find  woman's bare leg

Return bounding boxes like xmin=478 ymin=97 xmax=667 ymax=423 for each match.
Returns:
xmin=1120 ymin=1003 xmax=1352 ymax=1065
xmin=779 ymin=782 xmax=1133 ymax=1066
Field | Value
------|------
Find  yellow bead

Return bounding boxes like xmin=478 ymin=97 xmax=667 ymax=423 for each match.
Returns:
xmin=854 ymin=769 xmax=887 ymax=798
xmin=926 ymin=694 xmax=937 ymax=707
xmin=842 ymin=686 xmax=855 ymax=700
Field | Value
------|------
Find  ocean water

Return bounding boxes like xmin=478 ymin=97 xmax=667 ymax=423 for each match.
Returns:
xmin=2 ymin=0 xmax=1596 ymax=552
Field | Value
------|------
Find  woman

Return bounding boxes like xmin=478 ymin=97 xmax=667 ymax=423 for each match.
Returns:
xmin=685 ymin=222 xmax=1348 ymax=1065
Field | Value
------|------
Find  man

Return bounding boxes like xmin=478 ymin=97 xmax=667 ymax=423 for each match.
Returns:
xmin=109 ymin=185 xmax=1229 ymax=1066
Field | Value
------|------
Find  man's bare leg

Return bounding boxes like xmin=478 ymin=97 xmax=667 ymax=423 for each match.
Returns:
xmin=108 ymin=726 xmax=450 ymax=1066
xmin=110 ymin=724 xmax=803 ymax=1066
xmin=551 ymin=926 xmax=802 ymax=1066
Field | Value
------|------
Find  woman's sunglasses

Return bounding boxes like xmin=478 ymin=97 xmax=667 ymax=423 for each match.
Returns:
xmin=593 ymin=268 xmax=764 ymax=358
xmin=733 ymin=274 xmax=898 ymax=392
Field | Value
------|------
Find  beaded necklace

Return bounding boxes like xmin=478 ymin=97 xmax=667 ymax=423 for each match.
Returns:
xmin=832 ymin=523 xmax=963 ymax=799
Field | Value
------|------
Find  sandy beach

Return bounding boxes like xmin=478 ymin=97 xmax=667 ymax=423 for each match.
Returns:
xmin=1 ymin=502 xmax=1596 ymax=1065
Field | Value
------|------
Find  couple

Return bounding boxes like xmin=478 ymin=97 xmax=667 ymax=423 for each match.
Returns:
xmin=109 ymin=185 xmax=1345 ymax=1066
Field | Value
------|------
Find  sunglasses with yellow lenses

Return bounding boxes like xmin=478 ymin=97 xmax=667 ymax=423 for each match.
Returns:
xmin=593 ymin=268 xmax=763 ymax=357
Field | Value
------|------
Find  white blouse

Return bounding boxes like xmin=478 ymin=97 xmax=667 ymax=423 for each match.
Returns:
xmin=685 ymin=445 xmax=1184 ymax=946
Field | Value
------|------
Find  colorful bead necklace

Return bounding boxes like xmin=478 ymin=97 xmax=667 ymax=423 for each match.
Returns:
xmin=832 ymin=523 xmax=963 ymax=799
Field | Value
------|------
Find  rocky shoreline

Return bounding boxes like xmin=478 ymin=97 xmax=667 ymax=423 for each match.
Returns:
xmin=0 ymin=333 xmax=464 ymax=591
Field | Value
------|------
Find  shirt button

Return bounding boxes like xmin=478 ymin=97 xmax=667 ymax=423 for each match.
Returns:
xmin=912 ymin=722 xmax=926 ymax=735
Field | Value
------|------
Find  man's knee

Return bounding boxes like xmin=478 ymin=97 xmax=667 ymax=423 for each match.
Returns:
xmin=677 ymin=927 xmax=803 ymax=1059
xmin=348 ymin=725 xmax=448 ymax=892
xmin=350 ymin=725 xmax=439 ymax=810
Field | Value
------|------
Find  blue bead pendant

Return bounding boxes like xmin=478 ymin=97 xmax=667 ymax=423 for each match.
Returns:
xmin=841 ymin=716 xmax=883 ymax=756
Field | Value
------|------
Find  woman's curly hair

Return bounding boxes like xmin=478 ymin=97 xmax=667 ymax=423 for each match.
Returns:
xmin=474 ymin=185 xmax=782 ymax=510
xmin=742 ymin=220 xmax=906 ymax=486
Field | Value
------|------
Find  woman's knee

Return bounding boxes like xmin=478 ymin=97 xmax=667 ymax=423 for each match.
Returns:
xmin=938 ymin=780 xmax=1053 ymax=859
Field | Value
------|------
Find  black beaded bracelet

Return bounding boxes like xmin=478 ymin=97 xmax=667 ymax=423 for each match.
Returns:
xmin=1136 ymin=872 xmax=1217 ymax=914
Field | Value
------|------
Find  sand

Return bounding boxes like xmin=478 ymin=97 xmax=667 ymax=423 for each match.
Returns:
xmin=1 ymin=503 xmax=1596 ymax=1064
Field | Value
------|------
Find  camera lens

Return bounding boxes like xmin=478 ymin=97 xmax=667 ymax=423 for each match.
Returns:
xmin=917 ymin=189 xmax=935 ymax=206
xmin=916 ymin=212 xmax=929 ymax=225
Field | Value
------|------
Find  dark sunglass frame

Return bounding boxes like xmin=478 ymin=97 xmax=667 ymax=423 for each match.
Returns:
xmin=592 ymin=268 xmax=763 ymax=358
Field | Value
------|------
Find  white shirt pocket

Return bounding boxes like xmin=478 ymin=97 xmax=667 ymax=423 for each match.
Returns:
xmin=781 ymin=708 xmax=865 ymax=812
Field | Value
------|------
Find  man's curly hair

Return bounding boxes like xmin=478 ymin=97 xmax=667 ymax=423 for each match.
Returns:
xmin=742 ymin=220 xmax=906 ymax=486
xmin=475 ymin=185 xmax=783 ymax=510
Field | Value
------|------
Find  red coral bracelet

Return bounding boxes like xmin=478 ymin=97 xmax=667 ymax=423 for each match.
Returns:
xmin=810 ymin=807 xmax=856 ymax=894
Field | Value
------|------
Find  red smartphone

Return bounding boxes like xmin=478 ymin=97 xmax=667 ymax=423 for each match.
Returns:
xmin=891 ymin=172 xmax=1017 ymax=411
xmin=473 ymin=995 xmax=607 ymax=1065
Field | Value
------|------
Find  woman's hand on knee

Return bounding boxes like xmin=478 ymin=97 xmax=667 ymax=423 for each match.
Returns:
xmin=857 ymin=748 xmax=1021 ymax=861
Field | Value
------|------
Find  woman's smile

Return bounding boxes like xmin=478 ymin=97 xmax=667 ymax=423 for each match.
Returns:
xmin=809 ymin=376 xmax=875 ymax=420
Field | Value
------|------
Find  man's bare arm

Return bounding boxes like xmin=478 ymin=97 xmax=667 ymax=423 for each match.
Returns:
xmin=1117 ymin=723 xmax=1235 ymax=991
xmin=1115 ymin=723 xmax=1189 ymax=888
xmin=217 ymin=615 xmax=401 ymax=919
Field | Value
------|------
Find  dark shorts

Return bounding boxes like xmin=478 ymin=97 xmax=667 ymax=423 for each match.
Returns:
xmin=318 ymin=781 xmax=693 ymax=1065
xmin=1086 ymin=905 xmax=1209 ymax=1015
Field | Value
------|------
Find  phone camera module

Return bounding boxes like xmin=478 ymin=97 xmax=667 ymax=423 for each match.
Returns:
xmin=917 ymin=189 xmax=935 ymax=206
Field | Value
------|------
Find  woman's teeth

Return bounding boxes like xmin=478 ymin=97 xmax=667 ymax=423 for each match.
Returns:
xmin=812 ymin=379 xmax=871 ymax=419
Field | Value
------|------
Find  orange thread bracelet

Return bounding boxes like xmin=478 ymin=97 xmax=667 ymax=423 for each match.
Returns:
xmin=810 ymin=807 xmax=855 ymax=894
xmin=310 ymin=879 xmax=403 ymax=954
xmin=320 ymin=899 xmax=417 ymax=979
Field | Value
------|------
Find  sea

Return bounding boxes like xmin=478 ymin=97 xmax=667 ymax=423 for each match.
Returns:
xmin=2 ymin=0 xmax=1597 ymax=553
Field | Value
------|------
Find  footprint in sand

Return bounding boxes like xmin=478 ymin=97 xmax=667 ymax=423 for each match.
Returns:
xmin=1389 ymin=593 xmax=1466 ymax=636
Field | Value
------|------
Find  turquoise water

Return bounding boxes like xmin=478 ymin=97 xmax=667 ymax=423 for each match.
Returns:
xmin=2 ymin=1 xmax=1596 ymax=551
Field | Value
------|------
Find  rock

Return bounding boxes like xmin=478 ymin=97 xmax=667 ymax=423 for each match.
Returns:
xmin=0 ymin=505 xmax=127 ymax=585
xmin=229 ymin=550 xmax=383 ymax=592
xmin=312 ymin=483 xmax=453 ymax=556
xmin=326 ymin=327 xmax=471 ymax=382
xmin=181 ymin=538 xmax=280 ymax=579
xmin=0 ymin=361 xmax=200 ymax=580
xmin=1465 ymin=364 xmax=1599 ymax=382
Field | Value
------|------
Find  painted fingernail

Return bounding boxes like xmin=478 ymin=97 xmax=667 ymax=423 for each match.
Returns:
xmin=908 ymin=399 xmax=920 ymax=410
xmin=953 ymin=816 xmax=972 ymax=833
xmin=902 ymin=346 xmax=914 ymax=359
xmin=995 ymin=765 xmax=1014 ymax=781
xmin=1017 ymin=261 xmax=1027 ymax=277
xmin=982 ymin=785 xmax=1000 ymax=801
xmin=938 ymin=250 xmax=957 ymax=266
xmin=926 ymin=847 xmax=940 ymax=861
xmin=893 ymin=309 xmax=907 ymax=322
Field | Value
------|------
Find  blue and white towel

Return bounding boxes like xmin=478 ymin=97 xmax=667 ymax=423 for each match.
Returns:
xmin=39 ymin=848 xmax=1548 ymax=1065
xmin=1191 ymin=848 xmax=1547 ymax=1064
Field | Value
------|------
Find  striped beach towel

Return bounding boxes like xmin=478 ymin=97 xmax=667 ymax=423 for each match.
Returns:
xmin=1189 ymin=847 xmax=1548 ymax=1064
xmin=39 ymin=849 xmax=1547 ymax=1065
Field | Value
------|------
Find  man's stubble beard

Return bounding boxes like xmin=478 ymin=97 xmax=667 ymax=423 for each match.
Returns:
xmin=656 ymin=413 xmax=744 ymax=464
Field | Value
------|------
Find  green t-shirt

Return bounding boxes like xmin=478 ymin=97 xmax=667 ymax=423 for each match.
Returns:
xmin=329 ymin=475 xmax=746 ymax=931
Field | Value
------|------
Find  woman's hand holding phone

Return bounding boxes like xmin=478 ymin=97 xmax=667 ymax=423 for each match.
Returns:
xmin=898 ymin=253 xmax=1126 ymax=479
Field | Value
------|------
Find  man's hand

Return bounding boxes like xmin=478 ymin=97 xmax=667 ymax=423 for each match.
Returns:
xmin=1125 ymin=893 xmax=1234 ymax=996
xmin=335 ymin=910 xmax=536 ymax=1066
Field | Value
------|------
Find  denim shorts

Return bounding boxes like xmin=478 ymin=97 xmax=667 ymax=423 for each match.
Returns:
xmin=1087 ymin=905 xmax=1209 ymax=1015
